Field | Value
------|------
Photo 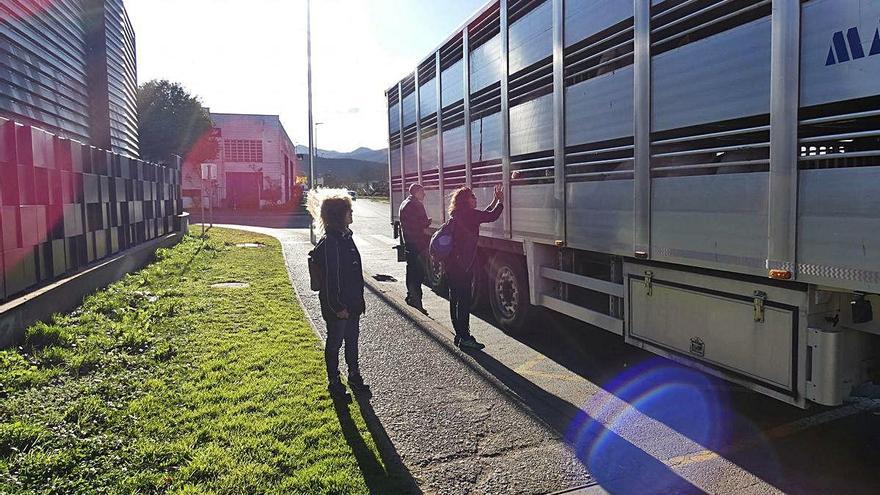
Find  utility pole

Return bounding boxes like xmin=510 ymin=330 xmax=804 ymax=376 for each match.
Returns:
xmin=314 ymin=122 xmax=324 ymax=162
xmin=307 ymin=0 xmax=316 ymax=244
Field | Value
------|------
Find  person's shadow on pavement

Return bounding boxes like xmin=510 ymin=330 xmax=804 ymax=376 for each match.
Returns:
xmin=334 ymin=393 xmax=422 ymax=494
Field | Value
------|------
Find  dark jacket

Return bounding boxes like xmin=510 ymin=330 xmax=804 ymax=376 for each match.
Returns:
xmin=318 ymin=228 xmax=366 ymax=321
xmin=399 ymin=195 xmax=431 ymax=253
xmin=448 ymin=203 xmax=504 ymax=274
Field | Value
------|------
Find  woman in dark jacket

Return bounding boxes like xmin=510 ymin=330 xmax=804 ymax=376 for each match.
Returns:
xmin=447 ymin=185 xmax=504 ymax=350
xmin=312 ymin=192 xmax=368 ymax=402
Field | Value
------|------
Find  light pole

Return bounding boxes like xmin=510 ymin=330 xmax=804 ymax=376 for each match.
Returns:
xmin=307 ymin=0 xmax=316 ymax=243
xmin=314 ymin=122 xmax=324 ymax=158
xmin=313 ymin=122 xmax=324 ymax=188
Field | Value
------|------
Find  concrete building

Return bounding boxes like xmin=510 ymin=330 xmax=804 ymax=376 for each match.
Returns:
xmin=183 ymin=113 xmax=299 ymax=209
xmin=1 ymin=0 xmax=140 ymax=157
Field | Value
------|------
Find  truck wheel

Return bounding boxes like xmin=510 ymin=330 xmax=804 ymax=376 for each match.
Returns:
xmin=489 ymin=254 xmax=532 ymax=334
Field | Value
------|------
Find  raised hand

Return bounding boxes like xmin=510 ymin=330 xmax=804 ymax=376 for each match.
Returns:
xmin=494 ymin=184 xmax=504 ymax=202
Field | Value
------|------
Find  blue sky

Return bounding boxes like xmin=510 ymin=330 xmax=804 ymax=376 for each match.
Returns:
xmin=127 ymin=0 xmax=487 ymax=152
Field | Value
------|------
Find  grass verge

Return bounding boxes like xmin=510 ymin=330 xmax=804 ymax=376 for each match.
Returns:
xmin=0 ymin=228 xmax=403 ymax=494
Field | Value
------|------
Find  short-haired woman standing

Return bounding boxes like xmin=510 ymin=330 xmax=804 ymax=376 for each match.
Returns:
xmin=447 ymin=184 xmax=504 ymax=350
xmin=307 ymin=190 xmax=368 ymax=402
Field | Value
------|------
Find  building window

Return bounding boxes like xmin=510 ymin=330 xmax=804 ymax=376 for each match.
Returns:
xmin=223 ymin=139 xmax=264 ymax=162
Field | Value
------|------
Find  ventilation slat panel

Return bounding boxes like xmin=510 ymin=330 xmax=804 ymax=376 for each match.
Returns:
xmin=650 ymin=0 xmax=771 ymax=55
xmin=510 ymin=92 xmax=554 ymax=156
xmin=403 ymin=141 xmax=418 ymax=175
xmin=509 ymin=0 xmax=553 ymax=75
xmin=420 ymin=134 xmax=439 ymax=171
xmin=564 ymin=0 xmax=633 ymax=48
xmin=471 ymin=111 xmax=503 ymax=163
xmin=650 ymin=116 xmax=770 ymax=178
xmin=442 ymin=126 xmax=467 ymax=167
xmin=651 ymin=17 xmax=771 ymax=133
xmin=402 ymin=80 xmax=417 ymax=128
xmin=389 ymin=148 xmax=402 ymax=179
xmin=441 ymin=100 xmax=465 ymax=129
xmin=470 ymin=34 xmax=502 ymax=94
xmin=798 ymin=95 xmax=880 ymax=171
xmin=441 ymin=59 xmax=465 ymax=108
xmin=419 ymin=78 xmax=437 ymax=120
xmin=388 ymin=102 xmax=400 ymax=133
xmin=566 ymin=67 xmax=634 ymax=147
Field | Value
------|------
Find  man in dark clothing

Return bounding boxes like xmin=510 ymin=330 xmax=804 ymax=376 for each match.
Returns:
xmin=447 ymin=185 xmax=504 ymax=350
xmin=314 ymin=194 xmax=369 ymax=402
xmin=398 ymin=183 xmax=431 ymax=312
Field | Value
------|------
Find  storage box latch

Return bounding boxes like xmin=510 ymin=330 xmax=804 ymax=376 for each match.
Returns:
xmin=753 ymin=291 xmax=767 ymax=322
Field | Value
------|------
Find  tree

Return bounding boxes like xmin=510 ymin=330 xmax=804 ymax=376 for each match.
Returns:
xmin=137 ymin=80 xmax=218 ymax=165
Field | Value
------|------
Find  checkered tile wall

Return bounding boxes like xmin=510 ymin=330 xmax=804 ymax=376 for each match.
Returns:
xmin=0 ymin=118 xmax=183 ymax=302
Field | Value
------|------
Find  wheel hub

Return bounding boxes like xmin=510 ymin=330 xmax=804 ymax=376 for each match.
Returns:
xmin=495 ymin=266 xmax=519 ymax=319
xmin=430 ymin=258 xmax=443 ymax=285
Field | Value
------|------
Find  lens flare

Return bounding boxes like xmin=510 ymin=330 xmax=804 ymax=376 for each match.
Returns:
xmin=566 ymin=358 xmax=785 ymax=491
xmin=566 ymin=358 xmax=734 ymax=491
xmin=1 ymin=0 xmax=58 ymax=24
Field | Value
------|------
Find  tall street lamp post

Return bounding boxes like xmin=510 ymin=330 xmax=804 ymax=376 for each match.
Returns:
xmin=306 ymin=0 xmax=316 ymax=243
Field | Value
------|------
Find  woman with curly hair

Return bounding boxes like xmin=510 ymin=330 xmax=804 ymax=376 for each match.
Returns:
xmin=307 ymin=189 xmax=368 ymax=402
xmin=446 ymin=184 xmax=504 ymax=350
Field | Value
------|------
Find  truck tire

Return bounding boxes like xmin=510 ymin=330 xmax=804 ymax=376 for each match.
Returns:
xmin=489 ymin=253 xmax=532 ymax=334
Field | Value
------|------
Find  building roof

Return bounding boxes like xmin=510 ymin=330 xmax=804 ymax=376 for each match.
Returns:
xmin=210 ymin=112 xmax=297 ymax=155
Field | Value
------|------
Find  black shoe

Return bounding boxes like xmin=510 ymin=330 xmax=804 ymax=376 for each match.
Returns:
xmin=348 ymin=374 xmax=371 ymax=394
xmin=457 ymin=336 xmax=485 ymax=351
xmin=328 ymin=382 xmax=351 ymax=403
xmin=405 ymin=297 xmax=428 ymax=314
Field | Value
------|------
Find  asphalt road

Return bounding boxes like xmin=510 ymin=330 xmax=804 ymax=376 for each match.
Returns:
xmin=208 ymin=198 xmax=880 ymax=494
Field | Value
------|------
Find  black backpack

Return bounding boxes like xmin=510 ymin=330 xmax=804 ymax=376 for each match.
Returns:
xmin=308 ymin=238 xmax=327 ymax=292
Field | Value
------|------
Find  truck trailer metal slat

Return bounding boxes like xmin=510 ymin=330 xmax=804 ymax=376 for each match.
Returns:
xmin=799 ymin=108 xmax=880 ymax=125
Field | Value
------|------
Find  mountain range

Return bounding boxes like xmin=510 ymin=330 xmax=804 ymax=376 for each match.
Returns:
xmin=295 ymin=145 xmax=387 ymax=164
xmin=293 ymin=146 xmax=388 ymax=186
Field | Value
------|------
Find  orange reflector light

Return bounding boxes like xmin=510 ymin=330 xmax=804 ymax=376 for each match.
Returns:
xmin=769 ymin=269 xmax=792 ymax=280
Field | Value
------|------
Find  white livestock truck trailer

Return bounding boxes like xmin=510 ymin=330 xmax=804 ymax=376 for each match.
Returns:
xmin=386 ymin=0 xmax=880 ymax=408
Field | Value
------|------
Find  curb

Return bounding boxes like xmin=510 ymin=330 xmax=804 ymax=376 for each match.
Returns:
xmin=544 ymin=482 xmax=603 ymax=495
xmin=280 ymin=241 xmax=327 ymax=347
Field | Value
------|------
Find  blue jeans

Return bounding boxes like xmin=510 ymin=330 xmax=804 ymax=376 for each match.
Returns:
xmin=325 ymin=316 xmax=361 ymax=383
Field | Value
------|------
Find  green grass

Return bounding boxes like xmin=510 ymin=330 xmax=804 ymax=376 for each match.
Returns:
xmin=0 ymin=228 xmax=406 ymax=494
